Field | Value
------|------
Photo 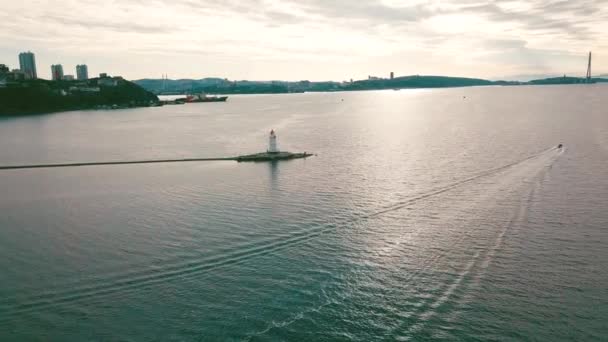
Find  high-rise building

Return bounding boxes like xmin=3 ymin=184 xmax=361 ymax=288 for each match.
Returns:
xmin=0 ymin=64 xmax=8 ymax=86
xmin=390 ymin=72 xmax=394 ymax=80
xmin=76 ymin=64 xmax=88 ymax=80
xmin=18 ymin=51 xmax=37 ymax=79
xmin=51 ymin=64 xmax=64 ymax=81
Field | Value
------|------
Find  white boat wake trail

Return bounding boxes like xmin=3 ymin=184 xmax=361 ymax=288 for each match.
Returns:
xmin=242 ymin=147 xmax=562 ymax=340
xmin=391 ymin=147 xmax=563 ymax=339
xmin=0 ymin=147 xmax=561 ymax=323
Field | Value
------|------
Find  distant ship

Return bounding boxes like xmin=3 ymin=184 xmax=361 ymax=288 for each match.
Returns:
xmin=186 ymin=94 xmax=228 ymax=103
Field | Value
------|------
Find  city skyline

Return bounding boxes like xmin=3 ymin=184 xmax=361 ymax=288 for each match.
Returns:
xmin=4 ymin=52 xmax=91 ymax=81
xmin=3 ymin=48 xmax=606 ymax=83
xmin=1 ymin=1 xmax=607 ymax=81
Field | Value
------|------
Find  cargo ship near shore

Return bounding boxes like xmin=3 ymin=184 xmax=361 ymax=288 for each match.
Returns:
xmin=159 ymin=93 xmax=228 ymax=105
xmin=186 ymin=94 xmax=228 ymax=103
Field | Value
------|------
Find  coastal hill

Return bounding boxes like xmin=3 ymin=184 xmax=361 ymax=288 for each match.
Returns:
xmin=134 ymin=75 xmax=607 ymax=95
xmin=528 ymin=76 xmax=608 ymax=85
xmin=0 ymin=76 xmax=158 ymax=116
xmin=3 ymin=74 xmax=606 ymax=116
xmin=342 ymin=75 xmax=495 ymax=91
xmin=134 ymin=77 xmax=333 ymax=95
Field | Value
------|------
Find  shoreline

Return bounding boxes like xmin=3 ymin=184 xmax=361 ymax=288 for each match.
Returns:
xmin=3 ymin=82 xmax=607 ymax=117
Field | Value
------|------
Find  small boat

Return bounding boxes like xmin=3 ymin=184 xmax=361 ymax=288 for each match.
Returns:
xmin=186 ymin=94 xmax=228 ymax=103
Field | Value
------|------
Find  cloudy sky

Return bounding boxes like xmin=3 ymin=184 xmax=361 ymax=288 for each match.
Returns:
xmin=1 ymin=0 xmax=607 ymax=81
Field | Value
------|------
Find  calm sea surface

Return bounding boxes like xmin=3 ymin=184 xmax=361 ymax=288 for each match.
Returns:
xmin=1 ymin=85 xmax=607 ymax=341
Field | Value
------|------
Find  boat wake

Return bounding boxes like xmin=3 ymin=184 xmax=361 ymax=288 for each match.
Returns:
xmin=0 ymin=147 xmax=562 ymax=322
xmin=389 ymin=146 xmax=562 ymax=339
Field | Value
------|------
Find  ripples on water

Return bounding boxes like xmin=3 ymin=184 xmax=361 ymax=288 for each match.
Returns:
xmin=1 ymin=85 xmax=607 ymax=341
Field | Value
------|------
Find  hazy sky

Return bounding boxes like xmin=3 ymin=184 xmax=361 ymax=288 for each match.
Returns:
xmin=1 ymin=0 xmax=607 ymax=81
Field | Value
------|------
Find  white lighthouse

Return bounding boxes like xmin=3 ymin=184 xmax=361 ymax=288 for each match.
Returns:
xmin=268 ymin=129 xmax=279 ymax=153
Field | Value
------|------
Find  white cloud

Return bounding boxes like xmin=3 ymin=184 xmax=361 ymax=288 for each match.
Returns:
xmin=0 ymin=0 xmax=606 ymax=80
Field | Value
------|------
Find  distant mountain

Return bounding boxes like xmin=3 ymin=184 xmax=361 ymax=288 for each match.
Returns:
xmin=133 ymin=78 xmax=342 ymax=95
xmin=134 ymin=78 xmax=228 ymax=94
xmin=492 ymin=74 xmax=564 ymax=82
xmin=134 ymin=75 xmax=498 ymax=95
xmin=342 ymin=75 xmax=495 ymax=91
xmin=528 ymin=76 xmax=608 ymax=85
xmin=133 ymin=74 xmax=608 ymax=96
